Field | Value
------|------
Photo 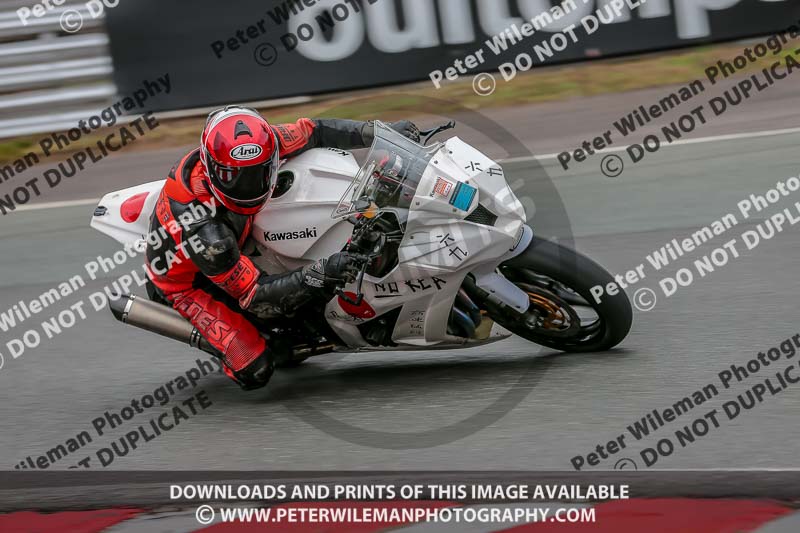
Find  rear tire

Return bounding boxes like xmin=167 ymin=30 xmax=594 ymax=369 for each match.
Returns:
xmin=491 ymin=236 xmax=632 ymax=352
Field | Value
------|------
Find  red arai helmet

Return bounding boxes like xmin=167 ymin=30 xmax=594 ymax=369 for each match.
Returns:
xmin=200 ymin=106 xmax=279 ymax=215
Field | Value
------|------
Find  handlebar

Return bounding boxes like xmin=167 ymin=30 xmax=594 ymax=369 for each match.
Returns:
xmin=336 ymin=223 xmax=386 ymax=307
xmin=337 ymin=281 xmax=365 ymax=306
xmin=334 ymin=122 xmax=456 ymax=305
xmin=335 ymin=256 xmax=370 ymax=306
xmin=418 ymin=121 xmax=456 ymax=146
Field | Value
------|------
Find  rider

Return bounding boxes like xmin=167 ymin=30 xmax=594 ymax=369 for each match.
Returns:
xmin=145 ymin=106 xmax=420 ymax=390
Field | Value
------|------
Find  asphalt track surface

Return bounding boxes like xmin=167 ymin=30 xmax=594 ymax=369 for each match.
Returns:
xmin=2 ymin=72 xmax=800 ymax=480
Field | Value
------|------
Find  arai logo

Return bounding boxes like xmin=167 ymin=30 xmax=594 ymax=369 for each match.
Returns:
xmin=230 ymin=144 xmax=263 ymax=161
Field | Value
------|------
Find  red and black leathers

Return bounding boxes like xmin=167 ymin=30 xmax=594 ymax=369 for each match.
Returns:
xmin=145 ymin=118 xmax=374 ymax=390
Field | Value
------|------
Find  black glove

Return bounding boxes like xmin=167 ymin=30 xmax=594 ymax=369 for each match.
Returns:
xmin=362 ymin=121 xmax=421 ymax=145
xmin=302 ymin=252 xmax=370 ymax=291
xmin=388 ymin=121 xmax=421 ymax=143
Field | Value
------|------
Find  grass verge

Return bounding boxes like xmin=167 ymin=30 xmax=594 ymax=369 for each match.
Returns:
xmin=1 ymin=39 xmax=794 ymax=166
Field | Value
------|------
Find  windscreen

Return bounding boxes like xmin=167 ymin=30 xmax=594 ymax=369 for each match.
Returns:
xmin=333 ymin=121 xmax=441 ymax=219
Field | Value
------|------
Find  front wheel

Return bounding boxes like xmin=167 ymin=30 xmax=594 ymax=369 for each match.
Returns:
xmin=488 ymin=236 xmax=632 ymax=352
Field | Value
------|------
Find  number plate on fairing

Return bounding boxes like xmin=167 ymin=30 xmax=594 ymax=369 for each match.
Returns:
xmin=449 ymin=182 xmax=477 ymax=211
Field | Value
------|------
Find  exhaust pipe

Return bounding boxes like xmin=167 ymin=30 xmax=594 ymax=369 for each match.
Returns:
xmin=109 ymin=294 xmax=214 ymax=354
xmin=110 ymin=294 xmax=338 ymax=363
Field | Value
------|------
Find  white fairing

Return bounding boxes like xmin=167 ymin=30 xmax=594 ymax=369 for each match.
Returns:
xmin=91 ymin=139 xmax=532 ymax=352
xmin=250 ymin=148 xmax=361 ymax=273
xmin=251 ymin=139 xmax=530 ymax=349
xmin=90 ymin=180 xmax=164 ymax=253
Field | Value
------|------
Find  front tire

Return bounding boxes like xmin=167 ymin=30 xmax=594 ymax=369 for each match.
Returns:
xmin=489 ymin=236 xmax=632 ymax=352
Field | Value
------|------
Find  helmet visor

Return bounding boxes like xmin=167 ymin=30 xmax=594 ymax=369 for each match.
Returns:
xmin=208 ymin=151 xmax=278 ymax=206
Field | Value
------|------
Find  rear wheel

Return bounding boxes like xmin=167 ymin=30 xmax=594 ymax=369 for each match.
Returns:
xmin=488 ymin=236 xmax=632 ymax=352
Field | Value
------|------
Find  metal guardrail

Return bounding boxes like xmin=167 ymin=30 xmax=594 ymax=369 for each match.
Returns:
xmin=0 ymin=32 xmax=109 ymax=66
xmin=0 ymin=1 xmax=312 ymax=140
xmin=0 ymin=57 xmax=113 ymax=92
xmin=0 ymin=1 xmax=104 ymax=39
xmin=0 ymin=0 xmax=114 ymax=139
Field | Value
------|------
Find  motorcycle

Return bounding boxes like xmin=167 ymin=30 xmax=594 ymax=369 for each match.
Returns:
xmin=91 ymin=121 xmax=632 ymax=367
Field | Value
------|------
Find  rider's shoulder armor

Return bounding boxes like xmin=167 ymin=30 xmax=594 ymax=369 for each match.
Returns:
xmin=153 ymin=149 xmax=252 ymax=277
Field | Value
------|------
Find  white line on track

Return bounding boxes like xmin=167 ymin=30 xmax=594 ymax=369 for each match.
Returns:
xmin=11 ymin=126 xmax=800 ymax=214
xmin=504 ymin=125 xmax=800 ymax=164
xmin=13 ymin=198 xmax=99 ymax=212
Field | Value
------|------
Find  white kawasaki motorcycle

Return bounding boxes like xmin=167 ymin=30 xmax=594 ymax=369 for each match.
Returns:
xmin=91 ymin=122 xmax=631 ymax=366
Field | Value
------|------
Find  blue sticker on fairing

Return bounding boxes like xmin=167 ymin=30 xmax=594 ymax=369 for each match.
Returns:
xmin=449 ymin=182 xmax=476 ymax=211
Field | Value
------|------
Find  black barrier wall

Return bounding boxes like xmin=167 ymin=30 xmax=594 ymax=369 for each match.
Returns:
xmin=105 ymin=0 xmax=800 ymax=111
